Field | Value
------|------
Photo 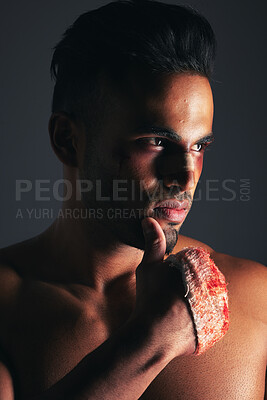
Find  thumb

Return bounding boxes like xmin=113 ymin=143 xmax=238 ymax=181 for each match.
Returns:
xmin=141 ymin=217 xmax=166 ymax=264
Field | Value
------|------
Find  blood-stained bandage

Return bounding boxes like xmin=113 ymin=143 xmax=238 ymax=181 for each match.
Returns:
xmin=167 ymin=247 xmax=229 ymax=355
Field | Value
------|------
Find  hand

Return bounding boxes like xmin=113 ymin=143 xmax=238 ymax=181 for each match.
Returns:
xmin=133 ymin=217 xmax=196 ymax=358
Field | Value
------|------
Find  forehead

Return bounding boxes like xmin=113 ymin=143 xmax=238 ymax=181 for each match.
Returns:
xmin=110 ymin=72 xmax=214 ymax=141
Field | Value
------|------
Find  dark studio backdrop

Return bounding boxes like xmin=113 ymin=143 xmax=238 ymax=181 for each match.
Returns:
xmin=0 ymin=0 xmax=266 ymax=265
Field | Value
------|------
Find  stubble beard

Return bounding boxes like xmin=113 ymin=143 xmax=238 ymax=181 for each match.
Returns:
xmin=164 ymin=225 xmax=180 ymax=255
xmin=78 ymin=152 xmax=190 ymax=255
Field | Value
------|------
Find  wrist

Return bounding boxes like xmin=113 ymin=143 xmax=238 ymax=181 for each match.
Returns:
xmin=126 ymin=311 xmax=175 ymax=366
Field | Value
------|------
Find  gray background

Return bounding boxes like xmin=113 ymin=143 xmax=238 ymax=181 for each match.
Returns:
xmin=0 ymin=0 xmax=266 ymax=264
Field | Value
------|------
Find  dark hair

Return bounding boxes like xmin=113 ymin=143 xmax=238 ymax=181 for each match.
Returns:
xmin=51 ymin=0 xmax=216 ymax=122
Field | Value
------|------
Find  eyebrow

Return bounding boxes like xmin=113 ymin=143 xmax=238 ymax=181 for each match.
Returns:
xmin=135 ymin=126 xmax=215 ymax=144
xmin=196 ymin=134 xmax=215 ymax=145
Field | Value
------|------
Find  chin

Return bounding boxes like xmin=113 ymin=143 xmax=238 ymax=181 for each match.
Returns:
xmin=163 ymin=225 xmax=180 ymax=255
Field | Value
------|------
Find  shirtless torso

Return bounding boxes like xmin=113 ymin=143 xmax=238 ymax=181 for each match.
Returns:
xmin=3 ymin=2 xmax=266 ymax=398
xmin=0 ymin=233 xmax=266 ymax=399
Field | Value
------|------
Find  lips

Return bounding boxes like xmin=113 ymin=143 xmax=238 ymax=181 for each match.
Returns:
xmin=152 ymin=199 xmax=189 ymax=223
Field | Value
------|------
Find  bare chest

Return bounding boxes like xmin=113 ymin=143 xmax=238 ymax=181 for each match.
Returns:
xmin=140 ymin=323 xmax=266 ymax=400
xmin=3 ymin=283 xmax=266 ymax=400
xmin=139 ymin=301 xmax=267 ymax=400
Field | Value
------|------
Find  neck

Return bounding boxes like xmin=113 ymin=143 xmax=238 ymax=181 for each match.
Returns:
xmin=40 ymin=203 xmax=144 ymax=292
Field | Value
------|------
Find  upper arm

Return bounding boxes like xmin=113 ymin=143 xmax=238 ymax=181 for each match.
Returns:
xmin=213 ymin=254 xmax=267 ymax=399
xmin=227 ymin=257 xmax=267 ymax=328
xmin=212 ymin=252 xmax=267 ymax=355
xmin=0 ymin=358 xmax=15 ymax=400
xmin=0 ymin=264 xmax=21 ymax=400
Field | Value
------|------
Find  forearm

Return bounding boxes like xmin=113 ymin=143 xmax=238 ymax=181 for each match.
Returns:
xmin=32 ymin=316 xmax=174 ymax=400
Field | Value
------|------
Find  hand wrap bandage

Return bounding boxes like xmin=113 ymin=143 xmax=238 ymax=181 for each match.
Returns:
xmin=167 ymin=247 xmax=229 ymax=355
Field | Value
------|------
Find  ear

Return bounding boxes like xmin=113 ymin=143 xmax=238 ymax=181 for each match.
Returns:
xmin=48 ymin=113 xmax=79 ymax=167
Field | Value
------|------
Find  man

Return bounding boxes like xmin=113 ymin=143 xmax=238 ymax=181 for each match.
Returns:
xmin=0 ymin=1 xmax=266 ymax=399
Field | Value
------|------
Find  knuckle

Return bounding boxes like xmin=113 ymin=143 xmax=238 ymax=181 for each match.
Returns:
xmin=151 ymin=237 xmax=163 ymax=248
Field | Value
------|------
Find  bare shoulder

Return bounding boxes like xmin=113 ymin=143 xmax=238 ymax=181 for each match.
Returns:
xmin=213 ymin=251 xmax=267 ymax=367
xmin=0 ymin=233 xmax=53 ymax=290
xmin=0 ymin=247 xmax=23 ymax=397
xmin=177 ymin=234 xmax=267 ymax=329
xmin=0 ymin=237 xmax=45 ymax=314
xmin=177 ymin=233 xmax=267 ymax=284
xmin=211 ymin=250 xmax=267 ymax=322
xmin=0 ymin=246 xmax=24 ymax=324
xmin=211 ymin=249 xmax=267 ymax=279
xmin=177 ymin=234 xmax=214 ymax=253
xmin=0 ymin=254 xmax=22 ymax=301
xmin=0 ymin=236 xmax=40 ymax=275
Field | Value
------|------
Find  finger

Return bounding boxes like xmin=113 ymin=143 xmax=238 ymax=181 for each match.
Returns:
xmin=141 ymin=217 xmax=166 ymax=264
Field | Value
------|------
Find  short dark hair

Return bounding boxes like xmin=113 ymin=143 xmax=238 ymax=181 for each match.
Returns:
xmin=51 ymin=0 xmax=216 ymax=123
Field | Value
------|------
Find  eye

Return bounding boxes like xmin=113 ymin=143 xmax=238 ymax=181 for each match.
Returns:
xmin=191 ymin=143 xmax=203 ymax=152
xmin=137 ymin=137 xmax=165 ymax=147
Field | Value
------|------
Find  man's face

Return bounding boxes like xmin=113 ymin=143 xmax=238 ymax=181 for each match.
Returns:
xmin=79 ymin=72 xmax=214 ymax=253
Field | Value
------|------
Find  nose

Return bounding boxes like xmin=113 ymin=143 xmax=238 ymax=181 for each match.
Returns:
xmin=158 ymin=152 xmax=195 ymax=192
